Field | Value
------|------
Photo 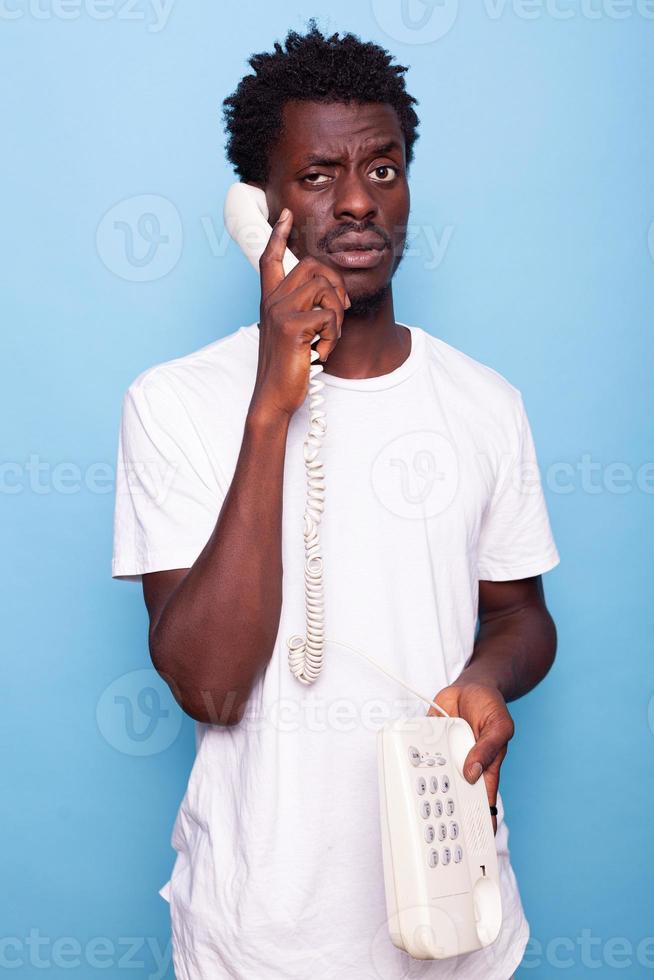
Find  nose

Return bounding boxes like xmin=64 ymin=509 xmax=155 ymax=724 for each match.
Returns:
xmin=333 ymin=171 xmax=378 ymax=225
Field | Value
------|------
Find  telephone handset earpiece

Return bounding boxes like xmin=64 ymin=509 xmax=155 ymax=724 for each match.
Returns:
xmin=224 ymin=181 xmax=327 ymax=685
xmin=223 ymin=181 xmax=299 ymax=276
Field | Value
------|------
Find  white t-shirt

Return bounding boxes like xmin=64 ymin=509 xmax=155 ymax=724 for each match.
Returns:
xmin=112 ymin=321 xmax=559 ymax=980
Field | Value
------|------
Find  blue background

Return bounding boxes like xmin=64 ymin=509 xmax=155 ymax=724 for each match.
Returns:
xmin=2 ymin=1 xmax=653 ymax=977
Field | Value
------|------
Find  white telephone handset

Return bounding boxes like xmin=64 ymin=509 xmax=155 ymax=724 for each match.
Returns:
xmin=224 ymin=182 xmax=327 ymax=686
xmin=224 ymin=182 xmax=503 ymax=960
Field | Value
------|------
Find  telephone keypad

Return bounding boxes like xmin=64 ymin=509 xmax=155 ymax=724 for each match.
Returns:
xmin=414 ymin=764 xmax=463 ymax=870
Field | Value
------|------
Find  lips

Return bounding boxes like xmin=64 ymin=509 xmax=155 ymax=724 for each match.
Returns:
xmin=326 ymin=233 xmax=388 ymax=270
xmin=327 ymin=233 xmax=387 ymax=253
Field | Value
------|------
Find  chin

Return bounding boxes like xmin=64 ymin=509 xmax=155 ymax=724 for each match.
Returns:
xmin=345 ymin=282 xmax=390 ymax=316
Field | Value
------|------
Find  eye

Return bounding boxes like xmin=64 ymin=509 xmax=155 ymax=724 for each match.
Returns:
xmin=303 ymin=173 xmax=331 ymax=185
xmin=369 ymin=165 xmax=399 ymax=183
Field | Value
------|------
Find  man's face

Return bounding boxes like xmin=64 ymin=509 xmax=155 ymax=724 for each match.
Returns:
xmin=258 ymin=100 xmax=410 ymax=304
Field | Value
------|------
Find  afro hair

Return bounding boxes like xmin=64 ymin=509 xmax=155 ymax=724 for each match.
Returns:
xmin=222 ymin=19 xmax=420 ymax=185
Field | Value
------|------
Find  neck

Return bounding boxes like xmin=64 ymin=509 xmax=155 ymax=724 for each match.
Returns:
xmin=321 ymin=287 xmax=410 ymax=380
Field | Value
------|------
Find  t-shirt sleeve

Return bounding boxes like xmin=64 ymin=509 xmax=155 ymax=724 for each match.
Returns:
xmin=476 ymin=392 xmax=560 ymax=581
xmin=111 ymin=374 xmax=222 ymax=582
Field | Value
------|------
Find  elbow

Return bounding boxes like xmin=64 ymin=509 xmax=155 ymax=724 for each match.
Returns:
xmin=149 ymin=645 xmax=249 ymax=727
xmin=542 ymin=608 xmax=558 ymax=677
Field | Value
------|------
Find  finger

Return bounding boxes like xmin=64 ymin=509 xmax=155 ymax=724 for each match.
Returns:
xmin=474 ymin=755 xmax=502 ymax=836
xmin=462 ymin=727 xmax=510 ymax=783
xmin=259 ymin=208 xmax=294 ymax=300
xmin=287 ymin=308 xmax=341 ymax=362
xmin=282 ymin=255 xmax=351 ymax=311
xmin=277 ymin=277 xmax=345 ymax=358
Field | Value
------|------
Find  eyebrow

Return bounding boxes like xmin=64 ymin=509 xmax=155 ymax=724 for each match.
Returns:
xmin=298 ymin=140 xmax=403 ymax=168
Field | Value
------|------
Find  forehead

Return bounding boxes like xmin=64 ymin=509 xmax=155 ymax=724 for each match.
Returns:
xmin=272 ymin=100 xmax=405 ymax=167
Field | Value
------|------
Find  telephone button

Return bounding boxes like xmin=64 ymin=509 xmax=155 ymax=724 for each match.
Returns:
xmin=416 ymin=777 xmax=427 ymax=795
xmin=432 ymin=800 xmax=443 ymax=818
xmin=454 ymin=845 xmax=463 ymax=864
xmin=445 ymin=799 xmax=455 ymax=816
xmin=408 ymin=746 xmax=421 ymax=767
xmin=449 ymin=821 xmax=459 ymax=840
xmin=428 ymin=849 xmax=439 ymax=868
xmin=438 ymin=823 xmax=447 ymax=841
xmin=442 ymin=847 xmax=452 ymax=866
xmin=424 ymin=825 xmax=435 ymax=844
xmin=441 ymin=775 xmax=450 ymax=792
xmin=420 ymin=801 xmax=431 ymax=819
xmin=429 ymin=776 xmax=439 ymax=794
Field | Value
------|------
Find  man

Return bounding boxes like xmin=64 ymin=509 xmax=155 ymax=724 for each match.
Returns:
xmin=112 ymin=21 xmax=559 ymax=980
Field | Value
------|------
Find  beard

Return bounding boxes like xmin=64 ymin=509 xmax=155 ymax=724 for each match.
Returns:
xmin=346 ymin=281 xmax=391 ymax=317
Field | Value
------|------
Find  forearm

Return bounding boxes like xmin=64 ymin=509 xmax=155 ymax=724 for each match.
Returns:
xmin=150 ymin=407 xmax=289 ymax=724
xmin=455 ymin=600 xmax=557 ymax=703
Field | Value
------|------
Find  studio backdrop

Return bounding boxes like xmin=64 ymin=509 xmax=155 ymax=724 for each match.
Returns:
xmin=2 ymin=2 xmax=653 ymax=977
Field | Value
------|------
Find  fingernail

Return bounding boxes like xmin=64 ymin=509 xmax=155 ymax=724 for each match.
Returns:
xmin=467 ymin=762 xmax=483 ymax=783
xmin=278 ymin=208 xmax=289 ymax=222
xmin=345 ymin=294 xmax=352 ymax=309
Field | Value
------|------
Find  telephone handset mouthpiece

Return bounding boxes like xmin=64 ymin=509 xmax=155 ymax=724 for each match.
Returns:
xmin=224 ymin=181 xmax=326 ymax=685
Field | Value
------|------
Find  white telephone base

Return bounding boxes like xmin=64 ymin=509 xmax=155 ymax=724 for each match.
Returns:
xmin=378 ymin=714 xmax=502 ymax=960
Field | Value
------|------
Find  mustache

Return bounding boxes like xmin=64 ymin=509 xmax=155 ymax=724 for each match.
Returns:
xmin=317 ymin=222 xmax=392 ymax=252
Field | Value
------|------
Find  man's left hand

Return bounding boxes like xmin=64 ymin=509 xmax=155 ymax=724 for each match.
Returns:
xmin=427 ymin=682 xmax=515 ymax=835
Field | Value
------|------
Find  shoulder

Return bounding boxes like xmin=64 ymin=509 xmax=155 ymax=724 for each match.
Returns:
xmin=415 ymin=326 xmax=525 ymax=435
xmin=123 ymin=324 xmax=259 ymax=407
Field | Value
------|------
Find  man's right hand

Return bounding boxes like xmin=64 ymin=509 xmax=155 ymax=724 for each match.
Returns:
xmin=249 ymin=207 xmax=351 ymax=423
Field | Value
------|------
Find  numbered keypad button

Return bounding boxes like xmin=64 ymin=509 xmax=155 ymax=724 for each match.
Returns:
xmin=416 ymin=777 xmax=427 ymax=795
xmin=445 ymin=798 xmax=455 ymax=816
xmin=408 ymin=746 xmax=421 ymax=766
xmin=449 ymin=821 xmax=459 ymax=840
xmin=432 ymin=799 xmax=443 ymax=818
xmin=424 ymin=825 xmax=435 ymax=844
xmin=454 ymin=845 xmax=463 ymax=864
xmin=438 ymin=822 xmax=447 ymax=841
xmin=441 ymin=775 xmax=450 ymax=792
xmin=441 ymin=847 xmax=451 ymax=865
xmin=429 ymin=776 xmax=438 ymax=794
xmin=420 ymin=801 xmax=431 ymax=819
xmin=428 ymin=849 xmax=439 ymax=868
